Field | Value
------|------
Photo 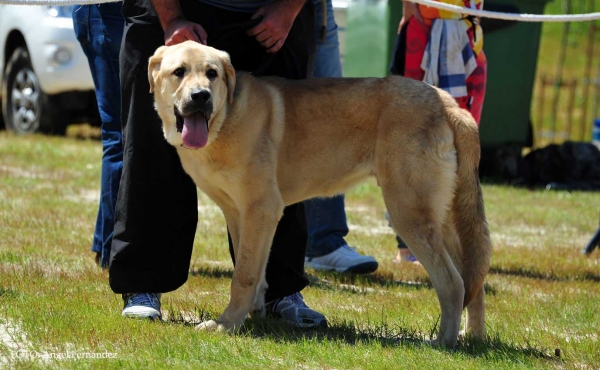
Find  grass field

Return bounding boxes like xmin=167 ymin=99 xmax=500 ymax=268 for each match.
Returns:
xmin=0 ymin=131 xmax=598 ymax=369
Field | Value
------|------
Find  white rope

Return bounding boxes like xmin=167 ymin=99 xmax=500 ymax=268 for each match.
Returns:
xmin=2 ymin=0 xmax=600 ymax=22
xmin=407 ymin=0 xmax=600 ymax=22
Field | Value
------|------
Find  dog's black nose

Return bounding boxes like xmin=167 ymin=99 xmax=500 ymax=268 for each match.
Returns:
xmin=191 ymin=89 xmax=211 ymax=102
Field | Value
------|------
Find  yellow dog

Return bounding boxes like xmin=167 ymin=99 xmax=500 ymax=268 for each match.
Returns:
xmin=148 ymin=41 xmax=492 ymax=348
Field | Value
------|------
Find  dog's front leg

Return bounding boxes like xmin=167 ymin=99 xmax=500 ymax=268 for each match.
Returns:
xmin=196 ymin=195 xmax=284 ymax=333
xmin=223 ymin=210 xmax=241 ymax=261
xmin=224 ymin=210 xmax=265 ymax=317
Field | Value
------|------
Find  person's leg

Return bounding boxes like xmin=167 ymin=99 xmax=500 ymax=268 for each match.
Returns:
xmin=305 ymin=0 xmax=346 ymax=258
xmin=305 ymin=196 xmax=347 ymax=258
xmin=109 ymin=21 xmax=199 ymax=295
xmin=305 ymin=194 xmax=378 ymax=273
xmin=73 ymin=4 xmax=125 ymax=269
xmin=95 ymin=3 xmax=125 ymax=269
xmin=251 ymin=5 xmax=315 ymax=303
xmin=75 ymin=5 xmax=162 ymax=319
xmin=73 ymin=5 xmax=102 ymax=263
xmin=303 ymin=0 xmax=378 ymax=274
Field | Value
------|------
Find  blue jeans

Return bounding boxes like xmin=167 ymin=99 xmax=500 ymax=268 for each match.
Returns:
xmin=305 ymin=0 xmax=349 ymax=258
xmin=73 ymin=3 xmax=124 ymax=268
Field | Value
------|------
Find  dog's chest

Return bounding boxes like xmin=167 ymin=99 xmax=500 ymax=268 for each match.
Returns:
xmin=178 ymin=149 xmax=240 ymax=205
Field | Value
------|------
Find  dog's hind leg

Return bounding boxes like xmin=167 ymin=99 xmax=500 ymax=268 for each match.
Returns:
xmin=465 ymin=284 xmax=485 ymax=339
xmin=442 ymin=220 xmax=487 ymax=341
xmin=384 ymin=192 xmax=463 ymax=348
xmin=379 ymin=142 xmax=463 ymax=348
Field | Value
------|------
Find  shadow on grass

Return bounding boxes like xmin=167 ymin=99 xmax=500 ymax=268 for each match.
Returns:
xmin=189 ymin=264 xmax=432 ymax=290
xmin=307 ymin=272 xmax=498 ymax=296
xmin=189 ymin=266 xmax=233 ymax=279
xmin=307 ymin=271 xmax=432 ymax=291
xmin=0 ymin=287 xmax=20 ymax=299
xmin=490 ymin=265 xmax=600 ymax=282
xmin=167 ymin=268 xmax=551 ymax=361
xmin=162 ymin=311 xmax=559 ymax=363
xmin=188 ymin=266 xmax=499 ymax=296
xmin=189 ymin=266 xmax=433 ymax=292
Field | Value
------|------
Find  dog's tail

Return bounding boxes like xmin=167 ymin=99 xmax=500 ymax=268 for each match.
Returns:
xmin=446 ymin=106 xmax=492 ymax=308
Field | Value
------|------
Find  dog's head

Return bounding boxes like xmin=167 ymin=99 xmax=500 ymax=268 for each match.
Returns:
xmin=148 ymin=41 xmax=236 ymax=149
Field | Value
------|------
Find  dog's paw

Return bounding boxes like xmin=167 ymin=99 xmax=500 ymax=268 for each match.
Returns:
xmin=250 ymin=307 xmax=266 ymax=319
xmin=195 ymin=320 xmax=229 ymax=332
xmin=457 ymin=329 xmax=485 ymax=342
xmin=425 ymin=337 xmax=457 ymax=350
xmin=424 ymin=338 xmax=440 ymax=347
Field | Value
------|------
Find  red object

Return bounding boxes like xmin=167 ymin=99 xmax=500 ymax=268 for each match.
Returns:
xmin=403 ymin=17 xmax=487 ymax=125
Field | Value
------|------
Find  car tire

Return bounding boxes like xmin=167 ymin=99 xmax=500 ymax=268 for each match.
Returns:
xmin=1 ymin=47 xmax=66 ymax=135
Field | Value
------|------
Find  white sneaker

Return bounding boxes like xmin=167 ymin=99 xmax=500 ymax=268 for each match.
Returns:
xmin=305 ymin=245 xmax=378 ymax=274
xmin=122 ymin=293 xmax=162 ymax=319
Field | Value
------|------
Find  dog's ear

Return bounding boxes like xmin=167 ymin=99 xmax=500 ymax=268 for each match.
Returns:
xmin=219 ymin=51 xmax=236 ymax=104
xmin=148 ymin=46 xmax=168 ymax=93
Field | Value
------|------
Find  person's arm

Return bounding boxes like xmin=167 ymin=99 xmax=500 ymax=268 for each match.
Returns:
xmin=247 ymin=0 xmax=306 ymax=53
xmin=151 ymin=0 xmax=208 ymax=45
xmin=399 ymin=0 xmax=423 ymax=31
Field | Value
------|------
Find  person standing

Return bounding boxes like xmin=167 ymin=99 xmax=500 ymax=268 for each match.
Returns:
xmin=110 ymin=0 xmax=328 ymax=328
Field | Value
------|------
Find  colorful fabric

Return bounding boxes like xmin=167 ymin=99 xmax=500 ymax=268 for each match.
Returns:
xmin=403 ymin=16 xmax=487 ymax=124
xmin=418 ymin=0 xmax=484 ymax=55
xmin=420 ymin=19 xmax=477 ymax=98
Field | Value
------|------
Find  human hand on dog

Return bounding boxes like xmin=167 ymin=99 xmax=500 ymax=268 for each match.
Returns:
xmin=247 ymin=0 xmax=304 ymax=53
xmin=164 ymin=18 xmax=208 ymax=46
xmin=151 ymin=0 xmax=208 ymax=45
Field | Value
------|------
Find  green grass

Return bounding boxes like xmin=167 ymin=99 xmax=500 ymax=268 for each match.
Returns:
xmin=0 ymin=131 xmax=599 ymax=369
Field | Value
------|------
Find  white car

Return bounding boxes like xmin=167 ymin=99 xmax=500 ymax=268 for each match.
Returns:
xmin=0 ymin=4 xmax=97 ymax=134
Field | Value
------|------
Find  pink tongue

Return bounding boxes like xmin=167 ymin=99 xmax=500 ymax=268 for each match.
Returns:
xmin=181 ymin=112 xmax=208 ymax=149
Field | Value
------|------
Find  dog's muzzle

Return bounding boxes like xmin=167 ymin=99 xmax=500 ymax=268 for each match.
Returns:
xmin=174 ymin=105 xmax=211 ymax=150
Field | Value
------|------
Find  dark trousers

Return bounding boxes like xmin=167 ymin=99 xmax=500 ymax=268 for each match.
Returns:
xmin=109 ymin=1 xmax=316 ymax=303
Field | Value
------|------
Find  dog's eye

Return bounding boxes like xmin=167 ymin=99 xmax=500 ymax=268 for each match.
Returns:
xmin=173 ymin=68 xmax=185 ymax=78
xmin=206 ymin=69 xmax=218 ymax=79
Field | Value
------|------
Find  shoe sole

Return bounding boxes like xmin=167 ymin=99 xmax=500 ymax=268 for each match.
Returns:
xmin=122 ymin=311 xmax=162 ymax=320
xmin=295 ymin=318 xmax=328 ymax=329
xmin=270 ymin=315 xmax=328 ymax=329
xmin=307 ymin=261 xmax=378 ymax=274
xmin=123 ymin=315 xmax=162 ymax=321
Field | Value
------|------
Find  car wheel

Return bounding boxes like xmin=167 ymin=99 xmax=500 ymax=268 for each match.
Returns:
xmin=1 ymin=47 xmax=65 ymax=135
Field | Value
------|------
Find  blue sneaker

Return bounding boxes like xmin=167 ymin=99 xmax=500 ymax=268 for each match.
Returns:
xmin=266 ymin=292 xmax=328 ymax=328
xmin=122 ymin=293 xmax=162 ymax=319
